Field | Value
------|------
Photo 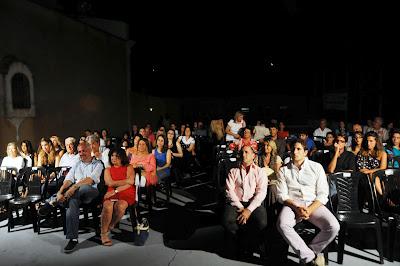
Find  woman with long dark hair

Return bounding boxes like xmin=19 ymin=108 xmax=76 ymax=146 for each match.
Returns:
xmin=356 ymin=131 xmax=387 ymax=198
xmin=20 ymin=140 xmax=34 ymax=167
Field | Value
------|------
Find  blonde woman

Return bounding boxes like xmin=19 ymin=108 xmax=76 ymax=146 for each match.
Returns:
xmin=50 ymin=135 xmax=65 ymax=158
xmin=210 ymin=119 xmax=225 ymax=145
xmin=258 ymin=139 xmax=282 ymax=180
xmin=35 ymin=138 xmax=60 ymax=168
xmin=1 ymin=142 xmax=25 ymax=172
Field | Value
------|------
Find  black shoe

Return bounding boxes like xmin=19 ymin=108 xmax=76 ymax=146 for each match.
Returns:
xmin=64 ymin=239 xmax=78 ymax=253
xmin=38 ymin=202 xmax=54 ymax=217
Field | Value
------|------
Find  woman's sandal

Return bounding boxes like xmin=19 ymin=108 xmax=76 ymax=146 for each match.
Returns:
xmin=100 ymin=232 xmax=112 ymax=246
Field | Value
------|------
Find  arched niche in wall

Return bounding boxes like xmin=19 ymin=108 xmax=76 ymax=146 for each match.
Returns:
xmin=4 ymin=61 xmax=36 ymax=118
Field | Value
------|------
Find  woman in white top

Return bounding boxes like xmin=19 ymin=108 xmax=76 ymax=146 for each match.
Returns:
xmin=178 ymin=127 xmax=196 ymax=175
xmin=1 ymin=142 xmax=25 ymax=172
xmin=225 ymin=111 xmax=246 ymax=142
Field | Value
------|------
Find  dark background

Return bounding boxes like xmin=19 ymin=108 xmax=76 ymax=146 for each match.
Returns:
xmin=32 ymin=0 xmax=399 ymax=122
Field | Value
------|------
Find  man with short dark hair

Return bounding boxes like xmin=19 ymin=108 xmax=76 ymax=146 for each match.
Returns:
xmin=269 ymin=124 xmax=286 ymax=158
xmin=276 ymin=140 xmax=339 ymax=266
xmin=223 ymin=144 xmax=268 ymax=257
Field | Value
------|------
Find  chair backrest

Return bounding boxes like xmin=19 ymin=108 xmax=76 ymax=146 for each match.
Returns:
xmin=0 ymin=166 xmax=16 ymax=196
xmin=336 ymin=172 xmax=360 ymax=213
xmin=375 ymin=169 xmax=400 ymax=213
xmin=25 ymin=167 xmax=45 ymax=197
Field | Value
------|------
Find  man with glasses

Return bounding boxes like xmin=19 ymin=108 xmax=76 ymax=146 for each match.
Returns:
xmin=327 ymin=133 xmax=356 ymax=174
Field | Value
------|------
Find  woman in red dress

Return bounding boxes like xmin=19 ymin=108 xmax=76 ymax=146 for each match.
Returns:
xmin=100 ymin=148 xmax=135 ymax=246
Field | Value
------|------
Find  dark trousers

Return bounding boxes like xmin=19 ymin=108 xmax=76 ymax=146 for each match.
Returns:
xmin=222 ymin=202 xmax=267 ymax=254
xmin=62 ymin=185 xmax=99 ymax=239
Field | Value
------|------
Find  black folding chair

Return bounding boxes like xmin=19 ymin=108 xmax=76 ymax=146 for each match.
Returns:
xmin=8 ymin=167 xmax=45 ymax=233
xmin=0 ymin=167 xmax=16 ymax=219
xmin=371 ymin=168 xmax=400 ymax=262
xmin=37 ymin=167 xmax=71 ymax=234
xmin=335 ymin=172 xmax=384 ymax=264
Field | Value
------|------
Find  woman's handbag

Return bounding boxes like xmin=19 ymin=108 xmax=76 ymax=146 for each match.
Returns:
xmin=134 ymin=217 xmax=149 ymax=246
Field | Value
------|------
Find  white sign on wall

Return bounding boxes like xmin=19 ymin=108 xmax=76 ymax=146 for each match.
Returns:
xmin=323 ymin=93 xmax=348 ymax=111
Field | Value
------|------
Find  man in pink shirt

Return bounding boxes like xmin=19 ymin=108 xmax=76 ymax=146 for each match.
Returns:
xmin=222 ymin=144 xmax=268 ymax=258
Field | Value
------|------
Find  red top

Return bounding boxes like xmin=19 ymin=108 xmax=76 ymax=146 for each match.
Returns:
xmin=106 ymin=166 xmax=135 ymax=205
xmin=277 ymin=131 xmax=289 ymax=139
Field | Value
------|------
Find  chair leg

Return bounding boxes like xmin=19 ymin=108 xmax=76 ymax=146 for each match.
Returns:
xmin=92 ymin=207 xmax=100 ymax=236
xmin=375 ymin=223 xmax=384 ymax=264
xmin=30 ymin=203 xmax=38 ymax=233
xmin=147 ymin=186 xmax=153 ymax=212
xmin=324 ymin=245 xmax=329 ymax=265
xmin=83 ymin=207 xmax=89 ymax=226
xmin=388 ymin=219 xmax=396 ymax=262
xmin=61 ymin=207 xmax=66 ymax=235
xmin=129 ymin=206 xmax=138 ymax=232
xmin=7 ymin=207 xmax=13 ymax=232
xmin=337 ymin=224 xmax=346 ymax=264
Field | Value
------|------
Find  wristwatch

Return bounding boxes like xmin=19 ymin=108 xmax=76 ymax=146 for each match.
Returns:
xmin=114 ymin=189 xmax=119 ymax=194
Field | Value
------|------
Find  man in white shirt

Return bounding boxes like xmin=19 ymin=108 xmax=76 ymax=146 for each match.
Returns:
xmin=59 ymin=137 xmax=79 ymax=167
xmin=87 ymin=134 xmax=110 ymax=168
xmin=313 ymin=119 xmax=332 ymax=141
xmin=57 ymin=142 xmax=103 ymax=253
xmin=253 ymin=121 xmax=270 ymax=142
xmin=276 ymin=139 xmax=339 ymax=266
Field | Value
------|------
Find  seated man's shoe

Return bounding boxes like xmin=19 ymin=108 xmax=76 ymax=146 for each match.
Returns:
xmin=64 ymin=239 xmax=78 ymax=253
xmin=313 ymin=254 xmax=325 ymax=266
xmin=300 ymin=254 xmax=324 ymax=266
xmin=38 ymin=202 xmax=55 ymax=217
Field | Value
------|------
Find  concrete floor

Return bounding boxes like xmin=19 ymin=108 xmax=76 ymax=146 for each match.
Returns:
xmin=1 ymin=210 xmax=399 ymax=266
